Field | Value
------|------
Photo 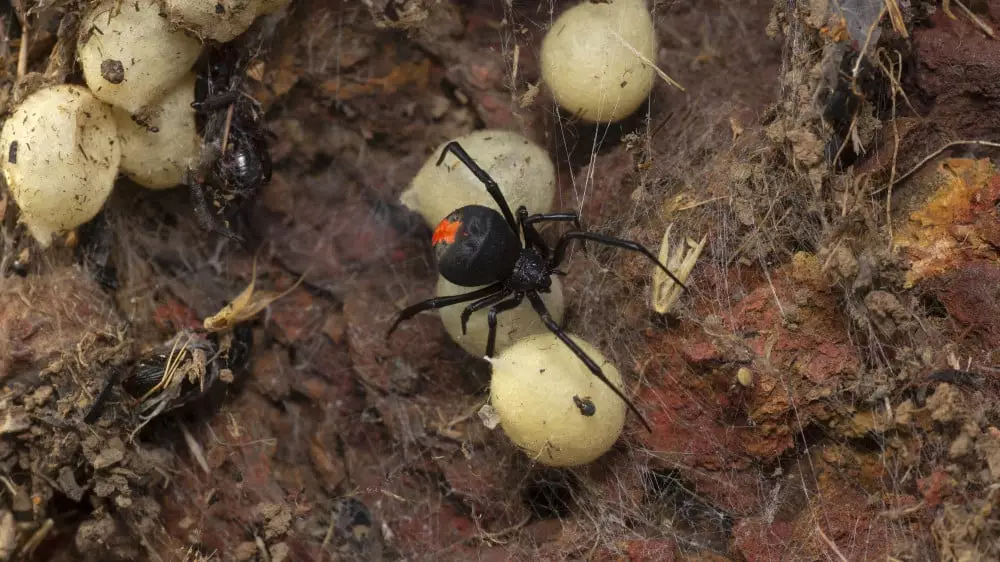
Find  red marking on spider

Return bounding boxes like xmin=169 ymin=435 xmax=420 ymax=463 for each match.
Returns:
xmin=432 ymin=217 xmax=461 ymax=246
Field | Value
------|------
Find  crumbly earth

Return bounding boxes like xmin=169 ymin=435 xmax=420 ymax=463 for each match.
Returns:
xmin=2 ymin=0 xmax=1000 ymax=560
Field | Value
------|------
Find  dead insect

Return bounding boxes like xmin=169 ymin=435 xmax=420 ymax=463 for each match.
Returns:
xmin=573 ymin=395 xmax=596 ymax=416
xmin=203 ymin=258 xmax=305 ymax=332
xmin=187 ymin=42 xmax=273 ymax=242
xmin=122 ymin=326 xmax=252 ymax=432
xmin=123 ymin=331 xmax=219 ymax=419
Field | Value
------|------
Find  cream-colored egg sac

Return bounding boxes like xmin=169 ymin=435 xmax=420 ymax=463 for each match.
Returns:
xmin=115 ymin=73 xmax=199 ymax=189
xmin=541 ymin=0 xmax=656 ymax=123
xmin=0 ymin=85 xmax=121 ymax=247
xmin=164 ymin=0 xmax=258 ymax=43
xmin=400 ymin=130 xmax=555 ymax=228
xmin=79 ymin=0 xmax=202 ymax=114
xmin=490 ymin=333 xmax=627 ymax=466
xmin=437 ymin=275 xmax=565 ymax=357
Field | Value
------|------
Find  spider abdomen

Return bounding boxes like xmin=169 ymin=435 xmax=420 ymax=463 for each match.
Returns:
xmin=433 ymin=205 xmax=520 ymax=286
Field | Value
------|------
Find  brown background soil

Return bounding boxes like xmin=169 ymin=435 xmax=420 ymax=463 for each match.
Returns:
xmin=3 ymin=0 xmax=1000 ymax=561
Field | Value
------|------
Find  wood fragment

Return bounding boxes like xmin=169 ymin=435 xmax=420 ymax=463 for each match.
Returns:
xmin=885 ymin=0 xmax=909 ymax=38
xmin=953 ymin=0 xmax=995 ymax=38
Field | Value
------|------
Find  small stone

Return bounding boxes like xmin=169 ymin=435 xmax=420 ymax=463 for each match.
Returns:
xmin=58 ymin=466 xmax=85 ymax=502
xmin=427 ymin=95 xmax=451 ymax=120
xmin=949 ymin=434 xmax=972 ymax=459
xmin=100 ymin=59 xmax=125 ymax=84
xmin=270 ymin=542 xmax=291 ymax=562
xmin=234 ymin=541 xmax=258 ymax=561
xmin=92 ymin=443 xmax=126 ymax=469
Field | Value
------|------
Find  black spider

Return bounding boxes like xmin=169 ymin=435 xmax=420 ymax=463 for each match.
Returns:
xmin=187 ymin=43 xmax=272 ymax=242
xmin=387 ymin=142 xmax=687 ymax=432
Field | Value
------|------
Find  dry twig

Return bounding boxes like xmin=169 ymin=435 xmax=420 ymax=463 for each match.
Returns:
xmin=852 ymin=6 xmax=887 ymax=89
xmin=608 ymin=29 xmax=685 ymax=91
xmin=885 ymin=0 xmax=908 ymax=38
xmin=953 ymin=0 xmax=996 ymax=38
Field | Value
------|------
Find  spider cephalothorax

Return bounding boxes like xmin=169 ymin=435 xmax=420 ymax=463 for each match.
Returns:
xmin=388 ymin=142 xmax=687 ymax=432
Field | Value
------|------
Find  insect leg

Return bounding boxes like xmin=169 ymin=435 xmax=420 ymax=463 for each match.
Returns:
xmin=526 ymin=291 xmax=653 ymax=432
xmin=191 ymin=90 xmax=240 ymax=112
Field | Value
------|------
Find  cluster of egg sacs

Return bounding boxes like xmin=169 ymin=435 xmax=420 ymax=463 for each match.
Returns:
xmin=0 ymin=0 xmax=289 ymax=247
xmin=401 ymin=130 xmax=629 ymax=467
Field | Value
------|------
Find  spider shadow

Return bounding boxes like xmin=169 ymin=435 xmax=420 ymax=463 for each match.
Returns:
xmin=543 ymin=91 xmax=668 ymax=173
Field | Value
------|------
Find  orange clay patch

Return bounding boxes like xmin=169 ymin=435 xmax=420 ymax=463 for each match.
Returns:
xmin=893 ymin=158 xmax=1000 ymax=287
xmin=432 ymin=217 xmax=461 ymax=246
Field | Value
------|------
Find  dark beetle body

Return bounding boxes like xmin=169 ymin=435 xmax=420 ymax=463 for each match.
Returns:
xmin=213 ymin=126 xmax=272 ymax=200
xmin=123 ymin=351 xmax=175 ymax=399
xmin=122 ymin=325 xmax=253 ymax=411
xmin=189 ymin=41 xmax=273 ymax=241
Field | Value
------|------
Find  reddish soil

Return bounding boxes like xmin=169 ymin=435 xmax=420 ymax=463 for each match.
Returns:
xmin=3 ymin=1 xmax=1000 ymax=561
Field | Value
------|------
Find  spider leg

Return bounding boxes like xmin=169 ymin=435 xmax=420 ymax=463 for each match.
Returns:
xmin=485 ymin=293 xmax=524 ymax=357
xmin=526 ymin=291 xmax=653 ymax=433
xmin=552 ymin=231 xmax=687 ymax=290
xmin=460 ymin=291 xmax=510 ymax=336
xmin=519 ymin=208 xmax=586 ymax=259
xmin=436 ymin=142 xmax=518 ymax=232
xmin=189 ymin=176 xmax=245 ymax=242
xmin=386 ymin=283 xmax=504 ymax=338
xmin=520 ymin=211 xmax=582 ymax=231
xmin=516 ymin=206 xmax=549 ymax=257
